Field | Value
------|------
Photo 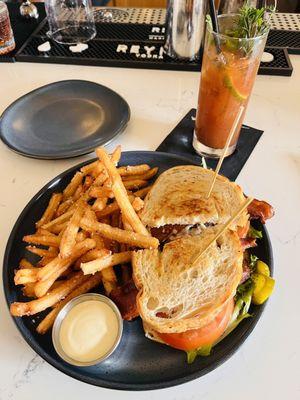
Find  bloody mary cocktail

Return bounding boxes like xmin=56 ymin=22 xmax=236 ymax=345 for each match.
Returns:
xmin=193 ymin=14 xmax=268 ymax=158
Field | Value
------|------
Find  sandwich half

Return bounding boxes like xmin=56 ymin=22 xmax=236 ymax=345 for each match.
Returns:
xmin=132 ymin=227 xmax=242 ymax=349
xmin=139 ymin=165 xmax=249 ymax=238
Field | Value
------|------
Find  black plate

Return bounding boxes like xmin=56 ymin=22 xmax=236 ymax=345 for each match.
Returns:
xmin=0 ymin=80 xmax=130 ymax=159
xmin=3 ymin=151 xmax=273 ymax=390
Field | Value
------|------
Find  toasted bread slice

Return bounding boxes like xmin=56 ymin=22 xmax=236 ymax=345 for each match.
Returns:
xmin=143 ymin=321 xmax=166 ymax=344
xmin=132 ymin=227 xmax=243 ymax=334
xmin=139 ymin=165 xmax=248 ymax=230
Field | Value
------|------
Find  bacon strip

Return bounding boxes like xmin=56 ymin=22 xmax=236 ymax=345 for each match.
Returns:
xmin=110 ymin=280 xmax=139 ymax=321
xmin=248 ymin=199 xmax=274 ymax=224
xmin=241 ymin=256 xmax=251 ymax=284
xmin=150 ymin=224 xmax=187 ymax=243
xmin=240 ymin=237 xmax=257 ymax=250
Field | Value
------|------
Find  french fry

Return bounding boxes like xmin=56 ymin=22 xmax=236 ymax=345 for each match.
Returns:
xmin=103 ymin=177 xmax=112 ymax=189
xmin=36 ymin=228 xmax=55 ymax=236
xmin=83 ymin=175 xmax=94 ymax=191
xmin=80 ymin=160 xmax=102 ymax=176
xmin=62 ymin=171 xmax=83 ymax=200
xmin=122 ymin=215 xmax=133 ymax=232
xmin=118 ymin=164 xmax=150 ymax=176
xmin=92 ymin=197 xmax=108 ymax=212
xmin=97 ymin=147 xmax=150 ymax=236
xmin=81 ymin=216 xmax=158 ymax=248
xmin=23 ymin=280 xmax=63 ymax=298
xmin=132 ymin=197 xmax=144 ymax=211
xmin=90 ymin=232 xmax=105 ymax=249
xmin=74 ymin=248 xmax=111 ymax=269
xmin=14 ymin=268 xmax=38 ymax=285
xmin=36 ymin=239 xmax=96 ymax=282
xmin=111 ymin=210 xmax=121 ymax=252
xmin=22 ymin=283 xmax=36 ymax=298
xmin=76 ymin=230 xmax=89 ymax=243
xmin=48 ymin=246 xmax=57 ymax=253
xmin=95 ymin=195 xmax=133 ymax=218
xmin=81 ymin=251 xmax=132 ymax=275
xmin=122 ymin=167 xmax=158 ymax=182
xmin=37 ymin=256 xmax=56 ymax=267
xmin=73 ymin=184 xmax=83 ymax=201
xmin=48 ymin=221 xmax=68 ymax=234
xmin=19 ymin=259 xmax=35 ymax=269
xmin=42 ymin=210 xmax=73 ymax=230
xmin=56 ymin=199 xmax=73 ymax=217
xmin=133 ymin=185 xmax=152 ymax=199
xmin=93 ymin=172 xmax=108 ymax=187
xmin=36 ymin=193 xmax=62 ymax=228
xmin=23 ymin=234 xmax=61 ymax=248
xmin=120 ymin=209 xmax=133 ymax=284
xmin=102 ymin=212 xmax=121 ymax=289
xmin=34 ymin=239 xmax=96 ymax=297
xmin=10 ymin=272 xmax=88 ymax=317
xmin=101 ymin=267 xmax=118 ymax=295
xmin=114 ymin=183 xmax=149 ymax=235
xmin=36 ymin=273 xmax=102 ymax=334
xmin=89 ymin=186 xmax=112 ymax=199
xmin=60 ymin=201 xmax=87 ymax=258
xmin=92 ymin=163 xmax=106 ymax=179
xmin=132 ymin=167 xmax=158 ymax=181
xmin=123 ymin=179 xmax=148 ymax=190
xmin=111 ymin=145 xmax=121 ymax=165
xmin=26 ymin=246 xmax=58 ymax=258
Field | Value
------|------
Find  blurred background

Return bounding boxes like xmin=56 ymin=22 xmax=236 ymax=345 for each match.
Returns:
xmin=98 ymin=0 xmax=299 ymax=11
xmin=8 ymin=0 xmax=300 ymax=11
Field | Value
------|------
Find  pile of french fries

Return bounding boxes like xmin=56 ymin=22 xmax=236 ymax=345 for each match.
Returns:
xmin=10 ymin=146 xmax=159 ymax=334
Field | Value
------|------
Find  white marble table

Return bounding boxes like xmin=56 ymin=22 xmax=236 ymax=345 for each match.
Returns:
xmin=0 ymin=58 xmax=299 ymax=400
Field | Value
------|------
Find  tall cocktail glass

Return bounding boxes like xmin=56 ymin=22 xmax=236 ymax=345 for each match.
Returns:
xmin=193 ymin=14 xmax=268 ymax=158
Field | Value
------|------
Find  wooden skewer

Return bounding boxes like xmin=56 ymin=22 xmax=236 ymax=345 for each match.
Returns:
xmin=206 ymin=106 xmax=245 ymax=199
xmin=190 ymin=196 xmax=253 ymax=268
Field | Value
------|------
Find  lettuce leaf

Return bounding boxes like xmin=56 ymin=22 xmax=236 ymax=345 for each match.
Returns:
xmin=186 ymin=345 xmax=212 ymax=364
xmin=248 ymin=226 xmax=263 ymax=239
xmin=249 ymin=254 xmax=258 ymax=271
xmin=186 ymin=279 xmax=254 ymax=364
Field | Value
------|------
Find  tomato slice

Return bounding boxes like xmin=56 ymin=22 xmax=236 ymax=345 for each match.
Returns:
xmin=158 ymin=299 xmax=234 ymax=351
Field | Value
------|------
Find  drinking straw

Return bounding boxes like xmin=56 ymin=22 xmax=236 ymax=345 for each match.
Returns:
xmin=208 ymin=0 xmax=221 ymax=53
xmin=257 ymin=0 xmax=264 ymax=8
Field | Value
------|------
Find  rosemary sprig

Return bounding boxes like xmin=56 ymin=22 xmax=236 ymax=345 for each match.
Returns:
xmin=224 ymin=2 xmax=276 ymax=56
xmin=228 ymin=2 xmax=276 ymax=39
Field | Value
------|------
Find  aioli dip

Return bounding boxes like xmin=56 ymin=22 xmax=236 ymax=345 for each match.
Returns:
xmin=58 ymin=299 xmax=120 ymax=363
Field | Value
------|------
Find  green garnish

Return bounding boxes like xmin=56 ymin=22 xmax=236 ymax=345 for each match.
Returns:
xmin=228 ymin=2 xmax=275 ymax=40
xmin=248 ymin=225 xmax=263 ymax=239
xmin=249 ymin=254 xmax=259 ymax=271
xmin=225 ymin=2 xmax=276 ymax=56
xmin=186 ymin=345 xmax=212 ymax=364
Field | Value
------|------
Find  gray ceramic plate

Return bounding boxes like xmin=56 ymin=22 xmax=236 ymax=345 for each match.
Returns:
xmin=0 ymin=80 xmax=130 ymax=159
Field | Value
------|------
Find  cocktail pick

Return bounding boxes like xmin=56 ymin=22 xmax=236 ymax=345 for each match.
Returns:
xmin=206 ymin=105 xmax=245 ymax=199
xmin=190 ymin=196 xmax=253 ymax=269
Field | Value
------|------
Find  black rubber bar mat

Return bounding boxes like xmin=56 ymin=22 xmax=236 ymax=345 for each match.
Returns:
xmin=156 ymin=109 xmax=263 ymax=181
xmin=0 ymin=3 xmax=45 ymax=63
xmin=15 ymin=16 xmax=293 ymax=76
xmin=267 ymin=29 xmax=300 ymax=54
